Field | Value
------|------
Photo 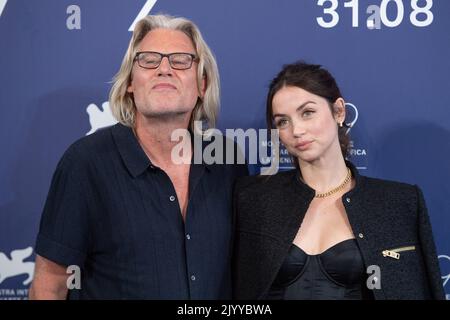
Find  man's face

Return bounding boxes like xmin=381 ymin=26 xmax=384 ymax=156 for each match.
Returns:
xmin=127 ymin=29 xmax=203 ymax=120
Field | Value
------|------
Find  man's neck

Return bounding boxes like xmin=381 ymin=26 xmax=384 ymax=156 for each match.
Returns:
xmin=134 ymin=113 xmax=192 ymax=168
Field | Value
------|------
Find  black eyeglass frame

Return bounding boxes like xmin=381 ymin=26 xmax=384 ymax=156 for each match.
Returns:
xmin=134 ymin=51 xmax=199 ymax=70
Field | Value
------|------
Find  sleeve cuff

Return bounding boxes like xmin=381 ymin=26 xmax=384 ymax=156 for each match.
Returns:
xmin=35 ymin=233 xmax=87 ymax=268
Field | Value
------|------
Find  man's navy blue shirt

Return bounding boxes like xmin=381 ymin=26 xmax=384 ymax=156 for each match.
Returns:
xmin=35 ymin=123 xmax=248 ymax=299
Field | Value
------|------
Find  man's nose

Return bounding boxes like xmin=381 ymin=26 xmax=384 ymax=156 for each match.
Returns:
xmin=157 ymin=56 xmax=173 ymax=75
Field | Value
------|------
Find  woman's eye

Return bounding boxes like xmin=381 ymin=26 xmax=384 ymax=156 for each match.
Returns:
xmin=275 ymin=119 xmax=289 ymax=128
xmin=303 ymin=110 xmax=314 ymax=117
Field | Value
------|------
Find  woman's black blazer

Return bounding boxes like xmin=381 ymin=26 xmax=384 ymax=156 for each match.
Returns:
xmin=232 ymin=163 xmax=445 ymax=300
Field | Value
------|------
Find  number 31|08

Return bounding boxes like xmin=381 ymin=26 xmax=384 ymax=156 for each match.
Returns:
xmin=317 ymin=0 xmax=434 ymax=29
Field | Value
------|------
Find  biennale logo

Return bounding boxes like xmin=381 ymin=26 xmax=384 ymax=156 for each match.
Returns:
xmin=344 ymin=103 xmax=358 ymax=135
xmin=86 ymin=101 xmax=118 ymax=135
xmin=129 ymin=0 xmax=157 ymax=31
xmin=439 ymin=255 xmax=450 ymax=299
xmin=0 ymin=247 xmax=34 ymax=286
xmin=0 ymin=0 xmax=7 ymax=18
xmin=344 ymin=102 xmax=368 ymax=169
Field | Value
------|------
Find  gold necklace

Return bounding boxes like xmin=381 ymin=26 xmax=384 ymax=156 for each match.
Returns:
xmin=314 ymin=168 xmax=352 ymax=198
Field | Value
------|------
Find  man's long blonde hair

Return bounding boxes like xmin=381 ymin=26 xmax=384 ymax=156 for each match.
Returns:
xmin=109 ymin=14 xmax=220 ymax=132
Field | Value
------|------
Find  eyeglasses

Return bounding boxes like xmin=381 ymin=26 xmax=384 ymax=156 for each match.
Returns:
xmin=134 ymin=51 xmax=198 ymax=70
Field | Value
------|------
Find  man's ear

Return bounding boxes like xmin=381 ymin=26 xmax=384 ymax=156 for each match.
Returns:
xmin=333 ymin=98 xmax=346 ymax=123
xmin=127 ymin=73 xmax=134 ymax=93
xmin=127 ymin=80 xmax=133 ymax=93
xmin=199 ymin=75 xmax=206 ymax=98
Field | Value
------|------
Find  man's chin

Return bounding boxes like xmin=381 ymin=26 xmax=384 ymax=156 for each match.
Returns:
xmin=138 ymin=108 xmax=193 ymax=120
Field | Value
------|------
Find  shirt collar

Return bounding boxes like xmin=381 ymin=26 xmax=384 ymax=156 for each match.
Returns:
xmin=111 ymin=123 xmax=212 ymax=178
xmin=111 ymin=123 xmax=151 ymax=178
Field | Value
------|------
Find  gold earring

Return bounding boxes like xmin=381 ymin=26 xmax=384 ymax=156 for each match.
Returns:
xmin=339 ymin=121 xmax=343 ymax=127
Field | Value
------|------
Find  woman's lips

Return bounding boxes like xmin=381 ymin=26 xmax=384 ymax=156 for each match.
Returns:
xmin=295 ymin=141 xmax=313 ymax=151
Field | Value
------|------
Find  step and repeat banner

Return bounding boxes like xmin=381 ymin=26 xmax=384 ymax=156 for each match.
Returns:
xmin=0 ymin=0 xmax=449 ymax=299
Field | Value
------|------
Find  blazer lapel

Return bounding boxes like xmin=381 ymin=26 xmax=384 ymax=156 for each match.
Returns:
xmin=256 ymin=171 xmax=315 ymax=298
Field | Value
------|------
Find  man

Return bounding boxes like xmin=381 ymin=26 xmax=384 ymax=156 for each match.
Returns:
xmin=29 ymin=15 xmax=248 ymax=299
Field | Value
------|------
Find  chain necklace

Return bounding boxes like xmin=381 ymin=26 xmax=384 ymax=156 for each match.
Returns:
xmin=314 ymin=167 xmax=352 ymax=198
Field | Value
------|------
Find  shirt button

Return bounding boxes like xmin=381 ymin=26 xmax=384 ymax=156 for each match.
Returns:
xmin=169 ymin=195 xmax=176 ymax=202
xmin=358 ymin=233 xmax=364 ymax=239
xmin=346 ymin=197 xmax=351 ymax=203
xmin=190 ymin=275 xmax=196 ymax=281
xmin=186 ymin=234 xmax=191 ymax=240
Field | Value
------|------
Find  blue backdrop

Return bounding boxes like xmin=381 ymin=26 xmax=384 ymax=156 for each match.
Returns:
xmin=0 ymin=0 xmax=449 ymax=299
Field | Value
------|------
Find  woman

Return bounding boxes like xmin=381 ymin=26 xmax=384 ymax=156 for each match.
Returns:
xmin=232 ymin=61 xmax=445 ymax=300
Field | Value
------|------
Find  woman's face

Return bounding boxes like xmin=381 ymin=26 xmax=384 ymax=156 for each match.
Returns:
xmin=271 ymin=86 xmax=345 ymax=164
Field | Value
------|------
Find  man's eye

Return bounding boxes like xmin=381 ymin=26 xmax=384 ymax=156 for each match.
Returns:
xmin=144 ymin=58 xmax=159 ymax=64
xmin=172 ymin=60 xmax=186 ymax=66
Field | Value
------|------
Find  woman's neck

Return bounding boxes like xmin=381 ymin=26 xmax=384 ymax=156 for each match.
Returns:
xmin=298 ymin=156 xmax=349 ymax=194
